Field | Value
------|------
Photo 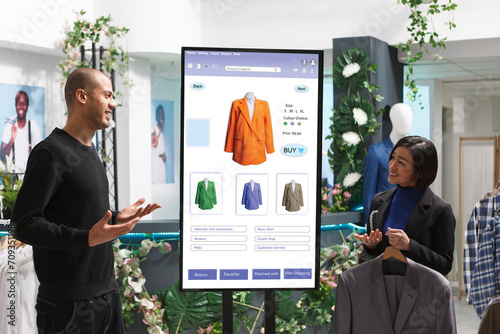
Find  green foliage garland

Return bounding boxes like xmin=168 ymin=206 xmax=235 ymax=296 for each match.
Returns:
xmin=327 ymin=48 xmax=383 ymax=202
xmin=58 ymin=10 xmax=132 ymax=106
xmin=397 ymin=0 xmax=457 ymax=103
xmin=114 ymin=238 xmax=173 ymax=334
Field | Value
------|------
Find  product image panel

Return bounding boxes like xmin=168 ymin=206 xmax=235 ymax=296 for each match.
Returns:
xmin=224 ymin=94 xmax=275 ymax=166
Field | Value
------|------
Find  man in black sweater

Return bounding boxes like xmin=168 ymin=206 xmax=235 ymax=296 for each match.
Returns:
xmin=12 ymin=68 xmax=160 ymax=334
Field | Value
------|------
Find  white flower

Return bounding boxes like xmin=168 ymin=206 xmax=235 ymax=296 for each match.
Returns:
xmin=342 ymin=131 xmax=361 ymax=147
xmin=352 ymin=108 xmax=368 ymax=126
xmin=343 ymin=172 xmax=362 ymax=188
xmin=118 ymin=248 xmax=131 ymax=259
xmin=342 ymin=63 xmax=360 ymax=78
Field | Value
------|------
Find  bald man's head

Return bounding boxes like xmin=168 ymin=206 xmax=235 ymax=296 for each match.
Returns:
xmin=64 ymin=68 xmax=110 ymax=110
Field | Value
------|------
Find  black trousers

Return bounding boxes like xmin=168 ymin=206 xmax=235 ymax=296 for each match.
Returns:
xmin=35 ymin=288 xmax=124 ymax=334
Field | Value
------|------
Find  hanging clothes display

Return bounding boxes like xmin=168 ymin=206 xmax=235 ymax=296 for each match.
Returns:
xmin=332 ymin=254 xmax=456 ymax=334
xmin=469 ymin=215 xmax=500 ymax=317
xmin=463 ymin=193 xmax=500 ymax=303
xmin=0 ymin=237 xmax=39 ymax=334
xmin=481 ymin=181 xmax=500 ymax=200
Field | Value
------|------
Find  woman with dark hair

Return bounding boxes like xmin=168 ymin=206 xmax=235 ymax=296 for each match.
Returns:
xmin=354 ymin=136 xmax=455 ymax=275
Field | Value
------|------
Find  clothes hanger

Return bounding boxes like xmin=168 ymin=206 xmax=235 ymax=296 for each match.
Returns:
xmin=382 ymin=246 xmax=407 ymax=276
xmin=0 ymin=235 xmax=7 ymax=251
xmin=0 ymin=236 xmax=25 ymax=250
xmin=382 ymin=246 xmax=407 ymax=263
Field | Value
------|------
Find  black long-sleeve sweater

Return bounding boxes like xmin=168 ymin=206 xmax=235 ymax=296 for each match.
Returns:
xmin=13 ymin=128 xmax=117 ymax=301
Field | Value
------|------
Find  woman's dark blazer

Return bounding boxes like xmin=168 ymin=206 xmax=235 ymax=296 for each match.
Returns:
xmin=364 ymin=186 xmax=456 ymax=276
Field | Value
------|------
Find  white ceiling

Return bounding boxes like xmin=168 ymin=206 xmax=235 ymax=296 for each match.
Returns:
xmin=407 ymin=38 xmax=500 ymax=97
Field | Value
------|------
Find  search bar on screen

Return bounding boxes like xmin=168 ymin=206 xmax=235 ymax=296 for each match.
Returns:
xmin=225 ymin=66 xmax=281 ymax=73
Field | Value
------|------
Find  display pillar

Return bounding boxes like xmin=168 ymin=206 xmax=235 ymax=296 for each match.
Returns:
xmin=332 ymin=36 xmax=404 ymax=146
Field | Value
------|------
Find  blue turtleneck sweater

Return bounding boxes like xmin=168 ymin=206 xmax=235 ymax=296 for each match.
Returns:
xmin=383 ymin=186 xmax=425 ymax=242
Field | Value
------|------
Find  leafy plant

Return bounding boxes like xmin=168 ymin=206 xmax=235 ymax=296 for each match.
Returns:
xmin=113 ymin=238 xmax=173 ymax=333
xmin=397 ymin=0 xmax=457 ymax=103
xmin=327 ymin=48 xmax=383 ymax=202
xmin=0 ymin=156 xmax=22 ymax=212
xmin=163 ymin=282 xmax=222 ymax=333
xmin=58 ymin=10 xmax=133 ymax=106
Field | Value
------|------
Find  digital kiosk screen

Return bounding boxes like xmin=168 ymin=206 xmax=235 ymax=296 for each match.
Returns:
xmin=180 ymin=47 xmax=323 ymax=290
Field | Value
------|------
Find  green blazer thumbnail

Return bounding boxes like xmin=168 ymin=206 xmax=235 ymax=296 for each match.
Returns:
xmin=195 ymin=179 xmax=217 ymax=210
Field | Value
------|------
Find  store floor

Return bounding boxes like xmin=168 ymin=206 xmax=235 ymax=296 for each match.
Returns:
xmin=455 ymin=292 xmax=480 ymax=334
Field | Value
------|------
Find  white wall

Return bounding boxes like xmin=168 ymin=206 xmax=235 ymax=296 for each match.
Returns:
xmin=95 ymin=0 xmax=202 ymax=54
xmin=198 ymin=0 xmax=499 ymax=50
xmin=407 ymin=79 xmax=444 ymax=196
xmin=0 ymin=0 xmax=202 ymax=54
xmin=464 ymin=97 xmax=493 ymax=133
xmin=1 ymin=1 xmax=500 ymax=53
xmin=0 ymin=1 xmax=93 ymax=51
xmin=150 ymin=75 xmax=181 ymax=220
xmin=117 ymin=57 xmax=153 ymax=212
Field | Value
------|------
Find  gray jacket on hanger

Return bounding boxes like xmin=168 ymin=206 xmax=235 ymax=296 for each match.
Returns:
xmin=332 ymin=255 xmax=457 ymax=334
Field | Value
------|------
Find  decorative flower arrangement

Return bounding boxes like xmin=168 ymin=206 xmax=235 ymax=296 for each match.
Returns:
xmin=197 ymin=323 xmax=222 ymax=334
xmin=327 ymin=48 xmax=384 ymax=202
xmin=114 ymin=231 xmax=365 ymax=334
xmin=321 ymin=184 xmax=351 ymax=214
xmin=342 ymin=63 xmax=361 ymax=78
xmin=352 ymin=108 xmax=367 ymax=126
xmin=136 ymin=294 xmax=167 ymax=334
xmin=113 ymin=238 xmax=172 ymax=334
xmin=342 ymin=172 xmax=362 ymax=188
xmin=341 ymin=131 xmax=361 ymax=147
xmin=58 ymin=10 xmax=132 ymax=105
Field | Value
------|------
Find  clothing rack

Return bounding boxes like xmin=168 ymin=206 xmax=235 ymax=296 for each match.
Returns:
xmin=463 ymin=189 xmax=500 ymax=318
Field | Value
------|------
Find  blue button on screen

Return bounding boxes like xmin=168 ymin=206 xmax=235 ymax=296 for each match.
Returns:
xmin=283 ymin=268 xmax=312 ymax=279
xmin=188 ymin=269 xmax=217 ymax=280
xmin=252 ymin=269 xmax=281 ymax=280
xmin=220 ymin=269 xmax=248 ymax=280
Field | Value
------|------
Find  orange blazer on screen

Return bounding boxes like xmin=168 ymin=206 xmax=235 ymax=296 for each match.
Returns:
xmin=224 ymin=97 xmax=274 ymax=165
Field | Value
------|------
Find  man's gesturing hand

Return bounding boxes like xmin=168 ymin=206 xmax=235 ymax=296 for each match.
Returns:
xmin=88 ymin=198 xmax=161 ymax=247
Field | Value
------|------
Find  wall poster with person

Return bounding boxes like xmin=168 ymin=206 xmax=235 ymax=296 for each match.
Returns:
xmin=151 ymin=99 xmax=174 ymax=184
xmin=0 ymin=83 xmax=45 ymax=173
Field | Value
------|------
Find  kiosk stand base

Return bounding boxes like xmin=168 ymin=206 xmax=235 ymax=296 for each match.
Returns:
xmin=264 ymin=290 xmax=276 ymax=334
xmin=222 ymin=290 xmax=276 ymax=334
xmin=222 ymin=291 xmax=233 ymax=333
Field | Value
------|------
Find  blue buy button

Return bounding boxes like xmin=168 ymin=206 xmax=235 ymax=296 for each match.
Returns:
xmin=281 ymin=144 xmax=308 ymax=157
xmin=220 ymin=269 xmax=248 ymax=280
xmin=252 ymin=269 xmax=280 ymax=280
xmin=284 ymin=268 xmax=312 ymax=279
xmin=188 ymin=269 xmax=217 ymax=280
